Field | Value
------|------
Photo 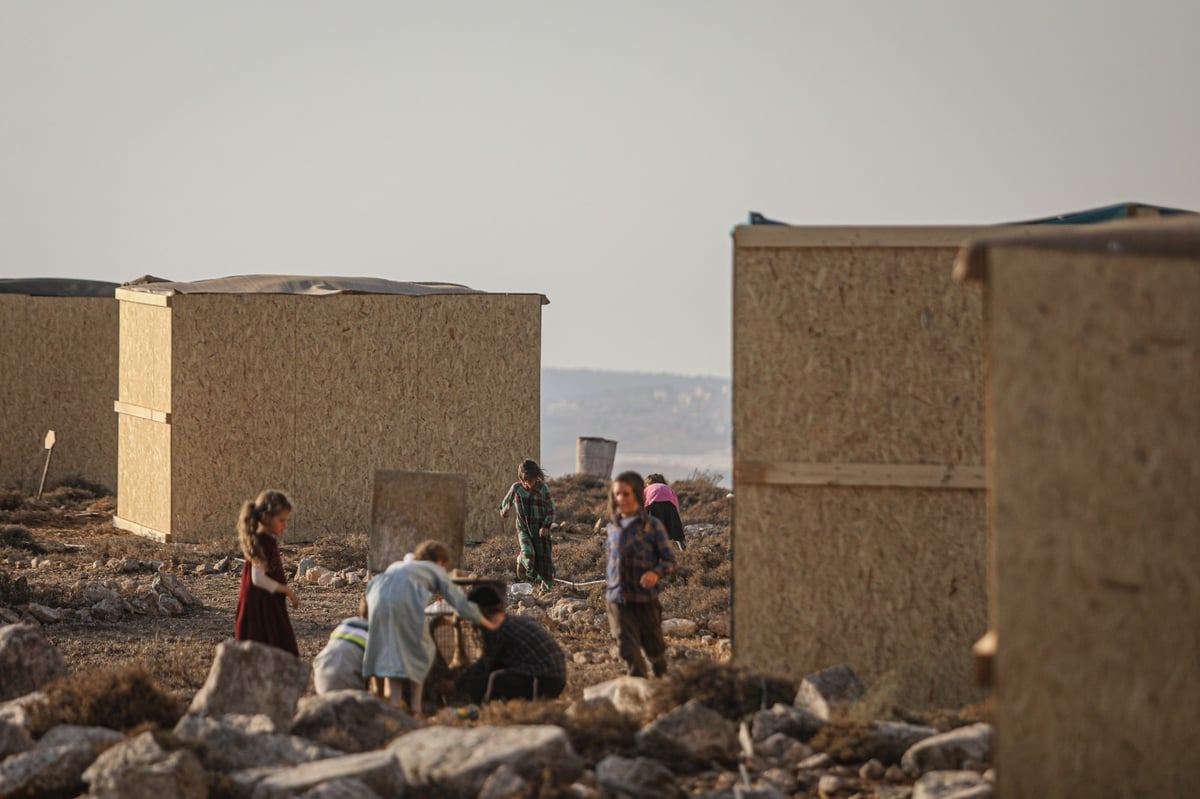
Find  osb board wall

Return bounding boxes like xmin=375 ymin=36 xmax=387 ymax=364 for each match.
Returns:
xmin=370 ymin=470 xmax=467 ymax=573
xmin=986 ymin=246 xmax=1199 ymax=797
xmin=0 ymin=296 xmax=118 ymax=491
xmin=116 ymin=414 xmax=171 ymax=534
xmin=734 ymin=483 xmax=987 ymax=708
xmin=118 ymin=301 xmax=172 ymax=413
xmin=410 ymin=295 xmax=541 ymax=541
xmin=170 ymin=295 xmax=298 ymax=543
xmin=734 ymin=246 xmax=984 ymax=463
xmin=120 ymin=293 xmax=541 ymax=545
xmin=732 ymin=241 xmax=987 ymax=709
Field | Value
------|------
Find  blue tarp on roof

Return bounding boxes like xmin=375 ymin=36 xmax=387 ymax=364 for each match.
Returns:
xmin=744 ymin=202 xmax=1197 ymax=227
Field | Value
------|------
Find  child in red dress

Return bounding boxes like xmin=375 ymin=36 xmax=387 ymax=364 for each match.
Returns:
xmin=234 ymin=490 xmax=300 ymax=656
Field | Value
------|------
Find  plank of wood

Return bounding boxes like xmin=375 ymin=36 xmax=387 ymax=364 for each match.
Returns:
xmin=115 ymin=287 xmax=172 ymax=306
xmin=113 ymin=400 xmax=171 ymax=424
xmin=734 ymin=460 xmax=986 ymax=489
xmin=112 ymin=515 xmax=172 ymax=543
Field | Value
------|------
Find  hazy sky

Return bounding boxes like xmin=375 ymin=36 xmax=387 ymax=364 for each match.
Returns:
xmin=2 ymin=2 xmax=1197 ymax=377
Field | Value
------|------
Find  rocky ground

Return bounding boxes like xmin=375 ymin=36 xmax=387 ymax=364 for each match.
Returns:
xmin=0 ymin=476 xmax=993 ymax=798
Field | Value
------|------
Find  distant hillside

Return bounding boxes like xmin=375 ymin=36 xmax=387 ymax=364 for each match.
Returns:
xmin=540 ymin=368 xmax=731 ymax=483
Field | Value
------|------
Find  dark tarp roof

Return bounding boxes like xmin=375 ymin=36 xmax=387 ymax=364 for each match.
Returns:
xmin=0 ymin=278 xmax=119 ymax=297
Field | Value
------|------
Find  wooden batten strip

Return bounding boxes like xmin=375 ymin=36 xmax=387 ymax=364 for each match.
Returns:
xmin=112 ymin=515 xmax=172 ymax=543
xmin=735 ymin=460 xmax=986 ymax=489
xmin=115 ymin=287 xmax=172 ymax=307
xmin=113 ymin=400 xmax=171 ymax=424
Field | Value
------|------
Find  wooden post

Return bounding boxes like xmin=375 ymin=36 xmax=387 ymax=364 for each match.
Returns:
xmin=36 ymin=430 xmax=56 ymax=498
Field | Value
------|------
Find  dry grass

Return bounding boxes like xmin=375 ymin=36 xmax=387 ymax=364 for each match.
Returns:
xmin=27 ymin=666 xmax=186 ymax=736
xmin=650 ymin=660 xmax=795 ymax=722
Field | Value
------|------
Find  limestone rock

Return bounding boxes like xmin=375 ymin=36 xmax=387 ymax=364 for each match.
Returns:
xmin=754 ymin=732 xmax=813 ymax=766
xmin=174 ymin=713 xmax=339 ymax=772
xmin=26 ymin=603 xmax=67 ymax=624
xmin=232 ymin=748 xmax=405 ymax=799
xmin=154 ymin=572 xmax=201 ymax=607
xmin=794 ymin=665 xmax=865 ymax=720
xmin=0 ymin=623 xmax=67 ymax=701
xmin=581 ymin=675 xmax=655 ymax=718
xmin=901 ymin=723 xmax=992 ymax=774
xmin=82 ymin=582 xmax=122 ymax=604
xmin=0 ymin=725 xmax=120 ymax=797
xmin=187 ymin=639 xmax=311 ymax=732
xmin=707 ymin=614 xmax=730 ymax=636
xmin=391 ymin=724 xmax=584 ymax=797
xmin=635 ymin=699 xmax=738 ymax=769
xmin=0 ymin=716 xmax=34 ymax=759
xmin=476 ymin=764 xmax=528 ymax=799
xmin=662 ymin=618 xmax=699 ymax=637
xmin=868 ymin=721 xmax=939 ymax=764
xmin=83 ymin=731 xmax=209 ymax=799
xmin=291 ymin=689 xmax=420 ymax=754
xmin=595 ymin=754 xmax=685 ymax=799
xmin=158 ymin=593 xmax=185 ymax=616
xmin=735 ymin=784 xmax=789 ymax=799
xmin=92 ymin=595 xmax=126 ymax=620
xmin=751 ymin=702 xmax=823 ymax=742
xmin=912 ymin=770 xmax=991 ymax=799
xmin=297 ymin=778 xmax=382 ymax=798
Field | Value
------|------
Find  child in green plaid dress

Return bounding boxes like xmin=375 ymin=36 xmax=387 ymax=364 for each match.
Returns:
xmin=500 ymin=459 xmax=556 ymax=591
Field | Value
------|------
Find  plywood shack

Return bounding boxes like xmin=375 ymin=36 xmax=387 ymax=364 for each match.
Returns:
xmin=731 ymin=224 xmax=1012 ymax=710
xmin=113 ymin=276 xmax=546 ymax=544
xmin=0 ymin=279 xmax=119 ymax=492
xmin=955 ymin=218 xmax=1200 ymax=798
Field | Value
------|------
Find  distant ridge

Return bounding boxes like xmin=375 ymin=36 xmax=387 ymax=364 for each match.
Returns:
xmin=540 ymin=368 xmax=731 ymax=482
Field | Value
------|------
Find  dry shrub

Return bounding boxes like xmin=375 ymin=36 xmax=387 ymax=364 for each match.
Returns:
xmin=51 ymin=474 xmax=111 ymax=496
xmin=0 ymin=489 xmax=22 ymax=512
xmin=809 ymin=718 xmax=897 ymax=764
xmin=0 ymin=524 xmax=45 ymax=554
xmin=297 ymin=530 xmax=369 ymax=573
xmin=477 ymin=698 xmax=639 ymax=762
xmin=0 ymin=568 xmax=31 ymax=604
xmin=895 ymin=698 xmax=993 ymax=733
xmin=650 ymin=660 xmax=795 ymax=721
xmin=546 ymin=474 xmax=609 ymax=526
xmin=28 ymin=666 xmax=185 ymax=736
xmin=674 ymin=477 xmax=731 ymax=526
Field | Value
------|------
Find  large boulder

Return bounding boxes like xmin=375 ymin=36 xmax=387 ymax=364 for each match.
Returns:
xmin=0 ymin=623 xmax=67 ymax=701
xmin=230 ymin=748 xmax=406 ymax=799
xmin=581 ymin=676 xmax=655 ymax=718
xmin=793 ymin=665 xmax=864 ymax=720
xmin=0 ymin=725 xmax=121 ymax=797
xmin=595 ymin=754 xmax=685 ymax=799
xmin=0 ymin=716 xmax=34 ymax=760
xmin=391 ymin=724 xmax=584 ymax=798
xmin=174 ymin=713 xmax=340 ymax=772
xmin=82 ymin=730 xmax=208 ymax=799
xmin=291 ymin=690 xmax=420 ymax=753
xmin=187 ymin=639 xmax=310 ymax=732
xmin=635 ymin=699 xmax=738 ymax=769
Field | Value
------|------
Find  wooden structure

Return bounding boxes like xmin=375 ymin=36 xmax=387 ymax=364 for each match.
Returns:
xmin=732 ymin=224 xmax=1013 ymax=709
xmin=370 ymin=470 xmax=467 ymax=573
xmin=956 ymin=218 xmax=1200 ymax=797
xmin=113 ymin=276 xmax=546 ymax=544
xmin=0 ymin=279 xmax=118 ymax=492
